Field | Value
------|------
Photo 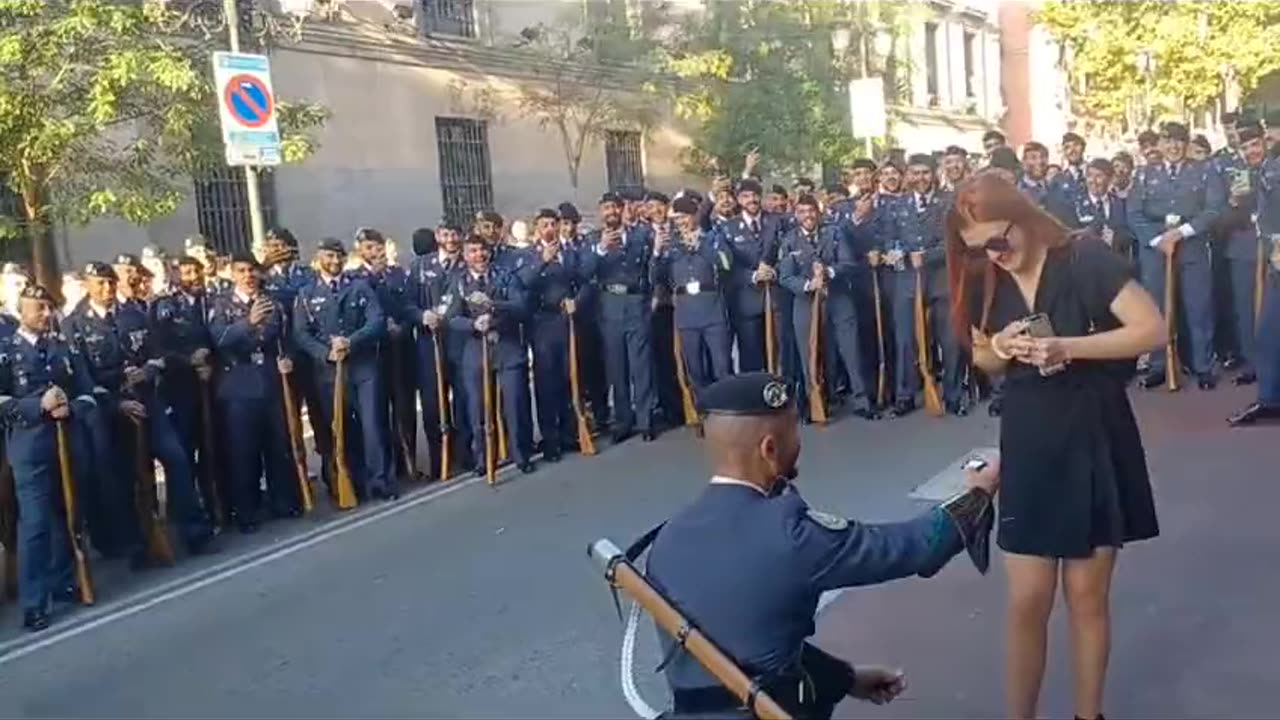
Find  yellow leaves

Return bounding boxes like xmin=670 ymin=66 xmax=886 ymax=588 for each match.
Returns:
xmin=666 ymin=50 xmax=733 ymax=81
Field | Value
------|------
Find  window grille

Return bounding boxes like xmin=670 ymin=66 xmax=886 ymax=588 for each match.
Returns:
xmin=193 ymin=167 xmax=278 ymax=255
xmin=419 ymin=0 xmax=476 ymax=39
xmin=435 ymin=117 xmax=494 ymax=228
xmin=605 ymin=130 xmax=645 ymax=195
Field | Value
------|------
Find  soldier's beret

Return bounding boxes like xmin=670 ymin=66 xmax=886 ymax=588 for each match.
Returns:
xmin=671 ymin=196 xmax=700 ymax=215
xmin=794 ymin=194 xmax=820 ymax=209
xmin=113 ymin=253 xmax=141 ymax=268
xmin=176 ymin=255 xmax=202 ymax=268
xmin=1061 ymin=131 xmax=1086 ymax=146
xmin=710 ymin=176 xmax=733 ymax=193
xmin=770 ymin=184 xmax=788 ymax=196
xmin=851 ymin=158 xmax=877 ymax=172
xmin=737 ymin=178 xmax=763 ymax=195
xmin=83 ymin=262 xmax=117 ymax=280
xmin=1161 ymin=122 xmax=1190 ymax=142
xmin=355 ymin=227 xmax=385 ymax=245
xmin=1137 ymin=130 xmax=1160 ymax=147
xmin=987 ymin=146 xmax=1021 ymax=172
xmin=184 ymin=234 xmax=212 ymax=251
xmin=1191 ymin=134 xmax=1211 ymax=152
xmin=141 ymin=244 xmax=166 ymax=260
xmin=556 ymin=202 xmax=581 ymax=222
xmin=267 ymin=227 xmax=298 ymax=248
xmin=943 ymin=145 xmax=968 ymax=157
xmin=534 ymin=207 xmax=559 ymax=221
xmin=411 ymin=227 xmax=436 ymax=257
xmin=1087 ymin=157 xmax=1114 ymax=175
xmin=644 ymin=191 xmax=670 ymax=205
xmin=793 ymin=177 xmax=816 ymax=189
xmin=19 ymin=285 xmax=52 ymax=302
xmin=697 ymin=372 xmax=794 ymax=417
xmin=1239 ymin=125 xmax=1264 ymax=143
xmin=620 ymin=188 xmax=645 ymax=202
xmin=599 ymin=192 xmax=623 ymax=206
xmin=476 ymin=210 xmax=504 ymax=226
xmin=317 ymin=237 xmax=346 ymax=255
xmin=229 ymin=251 xmax=259 ymax=268
xmin=907 ymin=153 xmax=936 ymax=169
xmin=982 ymin=129 xmax=1006 ymax=144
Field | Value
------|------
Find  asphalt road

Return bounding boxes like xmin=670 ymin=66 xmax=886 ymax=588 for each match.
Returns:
xmin=0 ymin=385 xmax=1274 ymax=719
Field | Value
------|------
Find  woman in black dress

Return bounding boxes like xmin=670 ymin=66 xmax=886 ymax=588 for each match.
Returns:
xmin=944 ymin=174 xmax=1165 ymax=720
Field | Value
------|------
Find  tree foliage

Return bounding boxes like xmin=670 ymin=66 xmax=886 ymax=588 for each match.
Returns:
xmin=0 ymin=0 xmax=328 ymax=287
xmin=1038 ymin=0 xmax=1280 ymax=131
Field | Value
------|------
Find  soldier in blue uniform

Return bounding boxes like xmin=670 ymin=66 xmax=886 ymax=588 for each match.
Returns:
xmin=1127 ymin=121 xmax=1227 ymax=390
xmin=1213 ymin=125 xmax=1269 ymax=385
xmin=292 ymin=239 xmax=394 ymax=500
xmin=1228 ymin=132 xmax=1280 ymax=426
xmin=64 ymin=262 xmax=215 ymax=563
xmin=579 ymin=192 xmax=658 ymax=443
xmin=445 ymin=235 xmax=536 ymax=474
xmin=0 ymin=285 xmax=97 ymax=631
xmin=149 ymin=256 xmax=214 ymax=466
xmin=652 ymin=196 xmax=734 ymax=401
xmin=644 ymin=192 xmax=684 ymax=428
xmin=1112 ymin=151 xmax=1136 ymax=199
xmin=209 ymin=254 xmax=300 ymax=529
xmin=111 ymin=254 xmax=150 ymax=314
xmin=556 ymin=203 xmax=609 ymax=428
xmin=641 ymin=372 xmax=998 ymax=719
xmin=1045 ymin=132 xmax=1088 ymax=226
xmin=1017 ymin=141 xmax=1051 ymax=205
xmin=887 ymin=154 xmax=964 ymax=415
xmin=714 ymin=179 xmax=780 ymax=373
xmin=1074 ymin=158 xmax=1136 ymax=267
xmin=520 ymin=209 xmax=590 ymax=461
xmin=940 ymin=145 xmax=971 ymax=192
xmin=780 ymin=195 xmax=879 ymax=421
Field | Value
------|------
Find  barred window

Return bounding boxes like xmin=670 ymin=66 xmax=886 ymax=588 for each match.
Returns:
xmin=435 ymin=117 xmax=493 ymax=228
xmin=605 ymin=130 xmax=644 ymax=195
xmin=419 ymin=0 xmax=476 ymax=39
xmin=193 ymin=167 xmax=277 ymax=255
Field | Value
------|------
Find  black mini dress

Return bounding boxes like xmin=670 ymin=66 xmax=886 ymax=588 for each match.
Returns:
xmin=971 ymin=238 xmax=1159 ymax=558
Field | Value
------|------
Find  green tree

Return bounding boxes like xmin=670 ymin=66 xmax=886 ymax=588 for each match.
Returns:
xmin=0 ymin=0 xmax=328 ymax=292
xmin=1038 ymin=0 xmax=1280 ymax=132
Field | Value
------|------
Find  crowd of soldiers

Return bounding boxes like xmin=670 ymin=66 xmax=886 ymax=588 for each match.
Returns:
xmin=1 ymin=107 xmax=1279 ymax=633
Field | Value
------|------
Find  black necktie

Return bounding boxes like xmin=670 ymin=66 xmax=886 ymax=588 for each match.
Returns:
xmin=1169 ymin=164 xmax=1179 ymax=181
xmin=329 ymin=280 xmax=338 ymax=293
xmin=749 ymin=218 xmax=759 ymax=235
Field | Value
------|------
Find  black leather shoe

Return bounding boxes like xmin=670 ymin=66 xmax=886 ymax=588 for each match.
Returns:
xmin=852 ymin=406 xmax=880 ymax=421
xmin=611 ymin=431 xmax=634 ymax=445
xmin=472 ymin=468 xmax=486 ymax=479
xmin=1228 ymin=403 xmax=1280 ymax=427
xmin=642 ymin=430 xmax=657 ymax=442
xmin=543 ymin=450 xmax=562 ymax=463
xmin=954 ymin=402 xmax=970 ymax=417
xmin=23 ymin=609 xmax=50 ymax=632
xmin=53 ymin=586 xmax=79 ymax=605
xmin=519 ymin=461 xmax=536 ymax=474
xmin=889 ymin=401 xmax=915 ymax=418
xmin=1222 ymin=355 xmax=1242 ymax=371
xmin=1140 ymin=372 xmax=1166 ymax=389
xmin=987 ymin=398 xmax=1002 ymax=417
xmin=1197 ymin=373 xmax=1217 ymax=390
xmin=1234 ymin=370 xmax=1257 ymax=386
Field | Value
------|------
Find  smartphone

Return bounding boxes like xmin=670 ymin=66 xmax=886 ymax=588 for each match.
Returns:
xmin=1022 ymin=312 xmax=1055 ymax=338
xmin=962 ymin=457 xmax=988 ymax=472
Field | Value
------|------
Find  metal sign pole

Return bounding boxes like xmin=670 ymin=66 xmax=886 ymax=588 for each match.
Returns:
xmin=223 ymin=0 xmax=267 ymax=254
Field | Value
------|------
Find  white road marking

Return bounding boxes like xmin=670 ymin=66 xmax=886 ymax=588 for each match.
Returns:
xmin=0 ymin=472 xmax=486 ymax=668
xmin=816 ymin=588 xmax=848 ymax=614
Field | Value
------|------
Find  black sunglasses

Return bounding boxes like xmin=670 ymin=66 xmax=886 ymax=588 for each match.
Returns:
xmin=967 ymin=222 xmax=1014 ymax=257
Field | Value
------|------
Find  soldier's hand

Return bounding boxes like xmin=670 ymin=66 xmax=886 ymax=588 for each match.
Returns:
xmin=467 ymin=291 xmax=491 ymax=307
xmin=40 ymin=387 xmax=66 ymax=414
xmin=753 ymin=263 xmax=776 ymax=283
xmin=885 ymin=249 xmax=904 ymax=267
xmin=965 ymin=455 xmax=1001 ymax=496
xmin=263 ymin=246 xmax=293 ymax=268
xmin=867 ymin=249 xmax=881 ymax=267
xmin=119 ymin=399 xmax=148 ymax=421
xmin=330 ymin=336 xmax=351 ymax=353
xmin=277 ymin=357 xmax=294 ymax=375
xmin=249 ymin=300 xmax=271 ymax=326
xmin=422 ymin=310 xmax=441 ymax=330
xmin=562 ymin=298 xmax=576 ymax=315
xmin=848 ymin=666 xmax=906 ymax=705
xmin=1157 ymin=229 xmax=1181 ymax=256
xmin=910 ymin=250 xmax=925 ymax=269
xmin=195 ymin=364 xmax=214 ymax=382
xmin=50 ymin=403 xmax=71 ymax=420
xmin=123 ymin=366 xmax=146 ymax=388
xmin=191 ymin=348 xmax=211 ymax=367
xmin=474 ymin=313 xmax=492 ymax=333
xmin=854 ymin=194 xmax=874 ymax=221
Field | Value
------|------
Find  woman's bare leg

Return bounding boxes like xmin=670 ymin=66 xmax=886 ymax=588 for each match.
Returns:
xmin=1062 ymin=547 xmax=1117 ymax=720
xmin=1005 ymin=552 xmax=1059 ymax=719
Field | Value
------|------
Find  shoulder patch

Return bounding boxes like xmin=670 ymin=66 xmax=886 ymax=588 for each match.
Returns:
xmin=806 ymin=508 xmax=848 ymax=531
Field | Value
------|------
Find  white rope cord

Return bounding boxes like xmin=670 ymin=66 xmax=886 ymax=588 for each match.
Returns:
xmin=621 ymin=599 xmax=662 ymax=719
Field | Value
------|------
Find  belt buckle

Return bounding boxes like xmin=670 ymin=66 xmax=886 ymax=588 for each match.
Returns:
xmin=1164 ymin=214 xmax=1182 ymax=230
xmin=607 ymin=283 xmax=627 ymax=295
xmin=250 ymin=351 xmax=265 ymax=365
xmin=685 ymin=281 xmax=701 ymax=296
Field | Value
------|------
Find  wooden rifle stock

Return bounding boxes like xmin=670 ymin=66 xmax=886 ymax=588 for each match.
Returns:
xmin=914 ymin=269 xmax=944 ymax=417
xmin=433 ymin=332 xmax=452 ymax=480
xmin=496 ymin=379 xmax=508 ymax=464
xmin=1255 ymin=219 xmax=1266 ymax=333
xmin=331 ymin=359 xmax=359 ymax=509
xmin=567 ymin=313 xmax=597 ymax=455
xmin=131 ymin=417 xmax=175 ymax=566
xmin=55 ymin=420 xmax=94 ymax=605
xmin=482 ymin=335 xmax=497 ymax=485
xmin=588 ymin=539 xmax=792 ymax=720
xmin=1164 ymin=251 xmax=1180 ymax=391
xmin=672 ymin=320 xmax=700 ymax=428
xmin=807 ymin=287 xmax=829 ymax=424
xmin=278 ymin=349 xmax=313 ymax=514
xmin=763 ymin=282 xmax=777 ymax=374
xmin=196 ymin=377 xmax=226 ymax=527
xmin=871 ymin=269 xmax=888 ymax=409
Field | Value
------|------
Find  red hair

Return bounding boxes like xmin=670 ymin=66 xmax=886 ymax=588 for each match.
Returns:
xmin=945 ymin=172 xmax=1068 ymax=346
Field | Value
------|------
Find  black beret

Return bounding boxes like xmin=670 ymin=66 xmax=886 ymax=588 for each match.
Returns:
xmin=851 ymin=158 xmax=877 ymax=171
xmin=1160 ymin=122 xmax=1190 ymax=142
xmin=987 ymin=146 xmax=1021 ymax=172
xmin=229 ymin=251 xmax=259 ymax=268
xmin=176 ymin=255 xmax=202 ymax=268
xmin=1111 ymin=151 xmax=1134 ymax=165
xmin=1087 ymin=157 xmax=1114 ymax=175
xmin=442 ymin=222 xmax=464 ymax=234
xmin=671 ymin=196 xmax=700 ymax=215
xmin=770 ymin=184 xmax=788 ymax=196
xmin=317 ymin=237 xmax=346 ymax=254
xmin=355 ymin=227 xmax=385 ymax=244
xmin=907 ymin=153 xmax=936 ymax=169
xmin=1137 ymin=130 xmax=1160 ymax=147
xmin=982 ymin=129 xmax=1006 ymax=144
xmin=794 ymin=194 xmax=820 ymax=209
xmin=267 ymin=227 xmax=298 ymax=248
xmin=943 ymin=145 xmax=968 ymax=157
xmin=620 ymin=188 xmax=645 ymax=202
xmin=19 ymin=284 xmax=52 ymax=302
xmin=83 ymin=262 xmax=116 ymax=280
xmin=475 ymin=210 xmax=503 ymax=226
xmin=599 ymin=191 xmax=623 ymax=206
xmin=556 ymin=202 xmax=581 ymax=222
xmin=184 ymin=235 xmax=212 ymax=251
xmin=1191 ymin=134 xmax=1212 ymax=151
xmin=411 ymin=227 xmax=437 ymax=257
xmin=534 ymin=207 xmax=559 ymax=221
xmin=644 ymin=190 xmax=670 ymax=205
xmin=697 ymin=372 xmax=794 ymax=416
xmin=1239 ymin=125 xmax=1265 ymax=143
xmin=737 ymin=178 xmax=763 ymax=195
xmin=793 ymin=177 xmax=816 ymax=189
xmin=113 ymin=253 xmax=141 ymax=268
xmin=1062 ymin=131 xmax=1086 ymax=145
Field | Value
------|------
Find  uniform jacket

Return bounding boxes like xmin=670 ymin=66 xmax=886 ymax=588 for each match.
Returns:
xmin=779 ymin=223 xmax=861 ymax=322
xmin=208 ymin=291 xmax=287 ymax=401
xmin=1212 ymin=151 xmax=1265 ymax=261
xmin=579 ymin=224 xmax=653 ymax=322
xmin=713 ymin=213 xmax=782 ymax=319
xmin=0 ymin=330 xmax=96 ymax=438
xmin=444 ymin=265 xmax=528 ymax=370
xmin=1072 ymin=191 xmax=1136 ymax=262
xmin=518 ymin=243 xmax=590 ymax=316
xmin=1046 ymin=163 xmax=1087 ymax=226
xmin=1126 ymin=159 xmax=1226 ymax=265
xmin=651 ymin=232 xmax=732 ymax=331
xmin=887 ymin=190 xmax=953 ymax=297
xmin=64 ymin=301 xmax=164 ymax=406
xmin=292 ymin=272 xmax=385 ymax=381
xmin=149 ymin=289 xmax=213 ymax=381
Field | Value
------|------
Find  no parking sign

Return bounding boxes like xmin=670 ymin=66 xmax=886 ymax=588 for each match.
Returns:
xmin=213 ymin=51 xmax=283 ymax=166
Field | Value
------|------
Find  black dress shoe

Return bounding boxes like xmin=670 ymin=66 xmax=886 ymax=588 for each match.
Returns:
xmin=954 ymin=402 xmax=970 ymax=417
xmin=472 ymin=468 xmax=486 ymax=479
xmin=1197 ymin=373 xmax=1217 ymax=391
xmin=1140 ymin=372 xmax=1166 ymax=389
xmin=22 ymin=609 xmax=50 ymax=632
xmin=519 ymin=461 xmax=536 ymax=474
xmin=53 ymin=586 xmax=79 ymax=605
xmin=1222 ymin=355 xmax=1242 ymax=371
xmin=642 ymin=430 xmax=657 ymax=442
xmin=543 ymin=450 xmax=562 ymax=463
xmin=1234 ymin=370 xmax=1257 ymax=386
xmin=611 ymin=430 xmax=634 ymax=444
xmin=1227 ymin=403 xmax=1280 ymax=427
xmin=852 ymin=406 xmax=880 ymax=420
xmin=889 ymin=401 xmax=915 ymax=418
